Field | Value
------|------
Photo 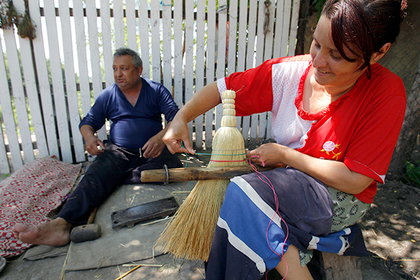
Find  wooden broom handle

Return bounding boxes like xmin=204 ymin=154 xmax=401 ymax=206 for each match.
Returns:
xmin=140 ymin=164 xmax=286 ymax=183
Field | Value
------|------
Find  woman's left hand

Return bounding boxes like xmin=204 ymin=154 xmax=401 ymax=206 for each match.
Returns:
xmin=246 ymin=143 xmax=286 ymax=167
xmin=247 ymin=142 xmax=374 ymax=195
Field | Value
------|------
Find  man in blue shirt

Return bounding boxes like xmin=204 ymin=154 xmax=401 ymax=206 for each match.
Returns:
xmin=12 ymin=47 xmax=182 ymax=246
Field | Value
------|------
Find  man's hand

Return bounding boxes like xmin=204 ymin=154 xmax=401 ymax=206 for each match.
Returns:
xmin=80 ymin=124 xmax=105 ymax=155
xmin=85 ymin=137 xmax=105 ymax=155
xmin=142 ymin=134 xmax=165 ymax=158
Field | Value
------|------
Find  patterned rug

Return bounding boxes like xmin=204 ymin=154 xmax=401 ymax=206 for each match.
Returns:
xmin=0 ymin=156 xmax=81 ymax=258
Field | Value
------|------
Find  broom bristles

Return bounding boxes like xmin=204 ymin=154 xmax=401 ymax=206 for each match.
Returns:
xmin=155 ymin=90 xmax=247 ymax=261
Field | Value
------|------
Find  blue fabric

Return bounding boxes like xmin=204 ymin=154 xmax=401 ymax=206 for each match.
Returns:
xmin=218 ymin=179 xmax=290 ymax=272
xmin=308 ymin=223 xmax=368 ymax=257
xmin=79 ymin=78 xmax=179 ymax=149
xmin=205 ymin=168 xmax=368 ymax=280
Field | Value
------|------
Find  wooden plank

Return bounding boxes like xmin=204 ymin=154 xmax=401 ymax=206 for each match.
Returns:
xmin=266 ymin=111 xmax=273 ymax=139
xmin=215 ymin=0 xmax=228 ymax=131
xmin=259 ymin=0 xmax=276 ymax=139
xmin=261 ymin=0 xmax=275 ymax=140
xmin=273 ymin=0 xmax=284 ymax=59
xmin=58 ymin=0 xmax=85 ymax=162
xmin=321 ymin=252 xmax=363 ymax=280
xmin=263 ymin=0 xmax=275 ymax=62
xmin=249 ymin=0 xmax=267 ymax=140
xmin=246 ymin=0 xmax=258 ymax=70
xmin=44 ymin=0 xmax=73 ymax=162
xmin=101 ymin=0 xmax=114 ymax=87
xmin=255 ymin=0 xmax=265 ymax=67
xmin=289 ymin=0 xmax=301 ymax=56
xmin=28 ymin=0 xmax=59 ymax=158
xmin=281 ymin=0 xmax=292 ymax=57
xmin=150 ymin=0 xmax=161 ymax=81
xmin=236 ymin=0 xmax=248 ymax=135
xmin=0 ymin=33 xmax=20 ymax=172
xmin=160 ymin=0 xmax=171 ymax=137
xmin=172 ymin=0 xmax=183 ymax=107
xmin=184 ymin=0 xmax=194 ymax=145
xmin=86 ymin=0 xmax=107 ymax=141
xmin=227 ymin=0 xmax=238 ymax=76
xmin=73 ymin=0 xmax=92 ymax=118
xmin=194 ymin=0 xmax=206 ymax=149
xmin=216 ymin=1 xmax=228 ymax=79
xmin=0 ymin=111 xmax=10 ymax=173
xmin=259 ymin=0 xmax=273 ymax=145
xmin=161 ymin=0 xmax=172 ymax=94
xmin=273 ymin=0 xmax=285 ymax=58
xmin=3 ymin=30 xmax=34 ymax=164
xmin=138 ymin=0 xmax=150 ymax=79
xmin=114 ymin=0 xmax=125 ymax=49
xmin=0 ymin=34 xmax=9 ymax=174
xmin=126 ymin=0 xmax=137 ymax=51
xmin=242 ymin=0 xmax=258 ymax=142
xmin=236 ymin=0 xmax=248 ymax=72
xmin=14 ymin=0 xmax=49 ymax=160
xmin=205 ymin=0 xmax=217 ymax=148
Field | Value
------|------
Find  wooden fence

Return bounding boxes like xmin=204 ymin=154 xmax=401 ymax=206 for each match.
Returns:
xmin=0 ymin=0 xmax=300 ymax=174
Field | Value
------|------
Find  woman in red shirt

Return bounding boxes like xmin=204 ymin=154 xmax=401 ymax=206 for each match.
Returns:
xmin=164 ymin=0 xmax=407 ymax=279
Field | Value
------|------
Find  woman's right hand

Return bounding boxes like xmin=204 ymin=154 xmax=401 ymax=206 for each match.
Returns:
xmin=163 ymin=114 xmax=195 ymax=155
xmin=163 ymin=81 xmax=221 ymax=155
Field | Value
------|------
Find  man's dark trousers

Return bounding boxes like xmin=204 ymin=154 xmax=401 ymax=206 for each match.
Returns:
xmin=57 ymin=141 xmax=182 ymax=225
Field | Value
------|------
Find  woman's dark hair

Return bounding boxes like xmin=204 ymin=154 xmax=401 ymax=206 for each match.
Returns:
xmin=322 ymin=0 xmax=406 ymax=77
xmin=113 ymin=47 xmax=143 ymax=69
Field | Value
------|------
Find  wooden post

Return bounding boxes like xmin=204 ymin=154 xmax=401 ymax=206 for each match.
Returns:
xmin=320 ymin=252 xmax=363 ymax=280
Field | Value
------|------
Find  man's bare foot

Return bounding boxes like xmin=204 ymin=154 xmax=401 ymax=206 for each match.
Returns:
xmin=11 ymin=218 xmax=72 ymax=246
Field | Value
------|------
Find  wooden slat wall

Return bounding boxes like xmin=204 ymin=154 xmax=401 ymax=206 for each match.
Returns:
xmin=0 ymin=0 xmax=300 ymax=173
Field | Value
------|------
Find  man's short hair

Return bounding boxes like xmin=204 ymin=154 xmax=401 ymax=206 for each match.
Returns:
xmin=113 ymin=47 xmax=143 ymax=69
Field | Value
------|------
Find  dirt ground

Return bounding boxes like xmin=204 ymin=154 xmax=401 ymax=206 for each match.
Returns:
xmin=358 ymin=180 xmax=420 ymax=279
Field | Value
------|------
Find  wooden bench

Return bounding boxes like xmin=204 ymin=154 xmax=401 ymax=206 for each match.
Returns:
xmin=310 ymin=251 xmax=363 ymax=280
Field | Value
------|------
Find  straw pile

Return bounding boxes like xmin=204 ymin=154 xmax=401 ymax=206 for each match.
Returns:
xmin=155 ymin=90 xmax=247 ymax=261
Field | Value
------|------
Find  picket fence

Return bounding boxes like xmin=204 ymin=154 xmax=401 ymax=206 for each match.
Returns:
xmin=0 ymin=0 xmax=300 ymax=173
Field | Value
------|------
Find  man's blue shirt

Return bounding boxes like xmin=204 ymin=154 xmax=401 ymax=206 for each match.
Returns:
xmin=79 ymin=78 xmax=179 ymax=149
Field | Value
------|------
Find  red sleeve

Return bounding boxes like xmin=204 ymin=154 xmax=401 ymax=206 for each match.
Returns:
xmin=224 ymin=60 xmax=274 ymax=116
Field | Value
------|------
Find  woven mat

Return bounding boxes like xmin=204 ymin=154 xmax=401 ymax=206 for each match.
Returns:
xmin=0 ymin=156 xmax=81 ymax=257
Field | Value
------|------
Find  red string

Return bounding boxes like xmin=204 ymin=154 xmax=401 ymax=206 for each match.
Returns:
xmin=248 ymin=156 xmax=289 ymax=280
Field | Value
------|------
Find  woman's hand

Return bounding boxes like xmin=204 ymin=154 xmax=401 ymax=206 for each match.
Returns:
xmin=163 ymin=82 xmax=222 ymax=155
xmin=248 ymin=142 xmax=374 ymax=194
xmin=246 ymin=143 xmax=286 ymax=167
xmin=163 ymin=115 xmax=195 ymax=155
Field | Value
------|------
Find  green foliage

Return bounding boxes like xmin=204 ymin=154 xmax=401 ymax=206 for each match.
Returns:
xmin=312 ymin=0 xmax=327 ymax=20
xmin=405 ymin=160 xmax=420 ymax=187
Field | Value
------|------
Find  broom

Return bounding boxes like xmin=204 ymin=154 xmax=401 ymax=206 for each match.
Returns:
xmin=155 ymin=90 xmax=247 ymax=261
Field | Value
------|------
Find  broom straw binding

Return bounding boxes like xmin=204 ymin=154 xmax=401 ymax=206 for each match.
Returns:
xmin=155 ymin=90 xmax=247 ymax=261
